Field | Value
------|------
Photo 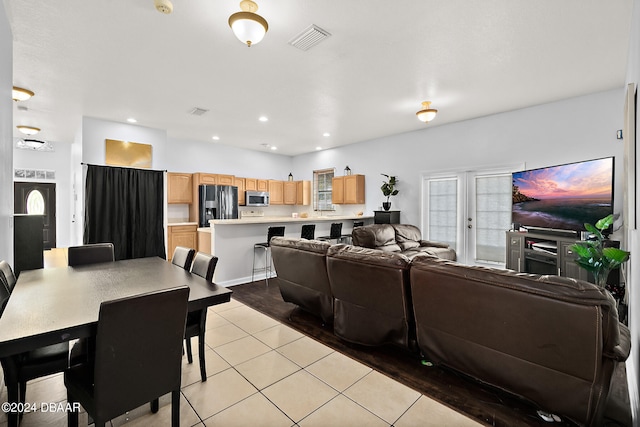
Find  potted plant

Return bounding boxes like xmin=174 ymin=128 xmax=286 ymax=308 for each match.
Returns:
xmin=570 ymin=214 xmax=630 ymax=289
xmin=380 ymin=174 xmax=398 ymax=211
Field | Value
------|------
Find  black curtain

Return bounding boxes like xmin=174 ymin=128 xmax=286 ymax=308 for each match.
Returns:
xmin=84 ymin=164 xmax=166 ymax=261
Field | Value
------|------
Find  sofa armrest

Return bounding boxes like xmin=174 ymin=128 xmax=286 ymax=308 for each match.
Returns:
xmin=419 ymin=240 xmax=450 ymax=248
xmin=608 ymin=323 xmax=631 ymax=362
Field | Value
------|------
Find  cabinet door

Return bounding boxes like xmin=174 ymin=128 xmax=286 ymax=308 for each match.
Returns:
xmin=199 ymin=174 xmax=217 ymax=185
xmin=235 ymin=178 xmax=246 ymax=205
xmin=216 ymin=174 xmax=235 ymax=185
xmin=269 ymin=180 xmax=284 ymax=204
xmin=167 ymin=173 xmax=193 ymax=204
xmin=332 ymin=177 xmax=344 ymax=204
xmin=559 ymin=242 xmax=588 ymax=281
xmin=168 ymin=225 xmax=197 ymax=261
xmin=506 ymin=233 xmax=524 ymax=272
xmin=283 ymin=181 xmax=297 ymax=205
xmin=296 ymin=181 xmax=311 ymax=205
xmin=344 ymin=175 xmax=365 ymax=204
xmin=245 ymin=178 xmax=257 ymax=191
xmin=257 ymin=180 xmax=269 ymax=192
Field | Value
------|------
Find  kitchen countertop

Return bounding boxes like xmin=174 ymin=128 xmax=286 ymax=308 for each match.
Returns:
xmin=197 ymin=215 xmax=372 ymax=231
xmin=167 ymin=222 xmax=198 ymax=226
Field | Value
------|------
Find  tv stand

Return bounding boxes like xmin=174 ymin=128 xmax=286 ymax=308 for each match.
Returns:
xmin=506 ymin=231 xmax=619 ymax=286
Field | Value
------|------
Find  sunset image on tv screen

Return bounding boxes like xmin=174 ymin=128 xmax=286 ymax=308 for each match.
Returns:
xmin=512 ymin=157 xmax=613 ymax=231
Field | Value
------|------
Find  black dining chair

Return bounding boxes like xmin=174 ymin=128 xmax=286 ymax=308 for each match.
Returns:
xmin=252 ymin=226 xmax=285 ymax=285
xmin=0 ymin=261 xmax=70 ymax=427
xmin=301 ymin=224 xmax=316 ymax=240
xmin=0 ymin=260 xmax=16 ymax=294
xmin=318 ymin=222 xmax=346 ymax=243
xmin=67 ymin=243 xmax=115 ymax=266
xmin=185 ymin=252 xmax=219 ymax=382
xmin=65 ymin=286 xmax=189 ymax=427
xmin=172 ymin=246 xmax=196 ymax=270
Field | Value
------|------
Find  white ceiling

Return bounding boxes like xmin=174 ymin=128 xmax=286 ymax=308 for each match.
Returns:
xmin=5 ymin=0 xmax=634 ymax=156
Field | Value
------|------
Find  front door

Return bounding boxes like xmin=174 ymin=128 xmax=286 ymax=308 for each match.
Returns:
xmin=14 ymin=182 xmax=56 ymax=250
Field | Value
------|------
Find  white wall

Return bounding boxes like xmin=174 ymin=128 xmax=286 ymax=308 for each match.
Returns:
xmin=13 ymin=140 xmax=72 ymax=247
xmin=293 ymin=89 xmax=625 ymax=228
xmin=625 ymin=0 xmax=640 ymax=421
xmin=0 ymin=3 xmax=12 ymax=265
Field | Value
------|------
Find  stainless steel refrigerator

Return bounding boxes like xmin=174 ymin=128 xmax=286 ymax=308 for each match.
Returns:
xmin=198 ymin=185 xmax=239 ymax=226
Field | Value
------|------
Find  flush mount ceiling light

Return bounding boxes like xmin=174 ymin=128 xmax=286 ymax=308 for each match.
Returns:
xmin=17 ymin=125 xmax=41 ymax=135
xmin=228 ymin=0 xmax=268 ymax=47
xmin=416 ymin=101 xmax=438 ymax=123
xmin=154 ymin=0 xmax=173 ymax=14
xmin=12 ymin=86 xmax=34 ymax=101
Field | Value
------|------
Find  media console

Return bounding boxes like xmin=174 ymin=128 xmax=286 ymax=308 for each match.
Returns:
xmin=505 ymin=230 xmax=620 ymax=286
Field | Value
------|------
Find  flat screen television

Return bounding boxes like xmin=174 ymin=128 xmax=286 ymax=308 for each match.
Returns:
xmin=511 ymin=157 xmax=614 ymax=234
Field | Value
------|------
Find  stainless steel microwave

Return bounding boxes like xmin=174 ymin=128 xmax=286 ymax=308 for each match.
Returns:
xmin=246 ymin=191 xmax=270 ymax=207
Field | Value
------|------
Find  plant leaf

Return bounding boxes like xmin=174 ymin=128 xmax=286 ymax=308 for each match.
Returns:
xmin=595 ymin=214 xmax=614 ymax=231
xmin=603 ymin=247 xmax=630 ymax=263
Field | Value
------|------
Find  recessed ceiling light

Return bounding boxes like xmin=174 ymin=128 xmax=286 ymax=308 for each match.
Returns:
xmin=16 ymin=125 xmax=40 ymax=135
xmin=315 ymin=146 xmax=322 ymax=150
xmin=212 ymin=136 xmax=220 ymax=141
xmin=270 ymin=146 xmax=277 ymax=150
xmin=127 ymin=118 xmax=137 ymax=123
xmin=323 ymin=132 xmax=330 ymax=137
xmin=259 ymin=116 xmax=268 ymax=122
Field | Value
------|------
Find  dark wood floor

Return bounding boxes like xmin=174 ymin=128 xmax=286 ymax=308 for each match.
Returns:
xmin=230 ymin=279 xmax=631 ymax=427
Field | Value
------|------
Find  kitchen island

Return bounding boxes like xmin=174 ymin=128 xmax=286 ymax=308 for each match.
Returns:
xmin=198 ymin=215 xmax=373 ymax=286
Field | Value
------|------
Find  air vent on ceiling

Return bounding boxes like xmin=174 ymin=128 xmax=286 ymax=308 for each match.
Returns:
xmin=289 ymin=24 xmax=331 ymax=51
xmin=188 ymin=107 xmax=209 ymax=116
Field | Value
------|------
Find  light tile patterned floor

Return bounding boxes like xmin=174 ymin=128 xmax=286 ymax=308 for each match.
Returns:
xmin=0 ymin=294 xmax=482 ymax=426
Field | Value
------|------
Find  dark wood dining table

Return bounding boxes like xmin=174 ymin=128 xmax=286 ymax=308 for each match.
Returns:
xmin=0 ymin=257 xmax=232 ymax=357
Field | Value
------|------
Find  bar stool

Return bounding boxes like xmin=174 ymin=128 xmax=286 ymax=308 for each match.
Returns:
xmin=340 ymin=221 xmax=364 ymax=245
xmin=301 ymin=224 xmax=315 ymax=240
xmin=252 ymin=226 xmax=285 ymax=285
xmin=318 ymin=223 xmax=346 ymax=244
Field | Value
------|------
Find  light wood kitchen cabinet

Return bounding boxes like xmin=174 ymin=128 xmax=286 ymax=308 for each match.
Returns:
xmin=296 ymin=180 xmax=311 ymax=205
xmin=216 ymin=174 xmax=235 ymax=185
xmin=245 ymin=178 xmax=257 ymax=191
xmin=283 ymin=181 xmax=297 ymax=205
xmin=332 ymin=174 xmax=365 ymax=204
xmin=167 ymin=172 xmax=193 ymax=204
xmin=198 ymin=173 xmax=217 ymax=185
xmin=197 ymin=230 xmax=212 ymax=255
xmin=167 ymin=224 xmax=197 ymax=262
xmin=268 ymin=180 xmax=284 ymax=204
xmin=235 ymin=177 xmax=246 ymax=205
xmin=257 ymin=180 xmax=269 ymax=192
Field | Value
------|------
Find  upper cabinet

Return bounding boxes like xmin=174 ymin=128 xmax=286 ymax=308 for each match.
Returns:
xmin=333 ymin=174 xmax=365 ymax=204
xmin=235 ymin=177 xmax=246 ymax=205
xmin=167 ymin=172 xmax=193 ymax=204
xmin=245 ymin=178 xmax=257 ymax=192
xmin=283 ymin=181 xmax=297 ymax=205
xmin=257 ymin=179 xmax=269 ymax=192
xmin=269 ymin=180 xmax=284 ymax=205
xmin=296 ymin=181 xmax=311 ymax=205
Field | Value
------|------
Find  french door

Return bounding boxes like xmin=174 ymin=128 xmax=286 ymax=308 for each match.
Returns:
xmin=422 ymin=166 xmax=519 ymax=266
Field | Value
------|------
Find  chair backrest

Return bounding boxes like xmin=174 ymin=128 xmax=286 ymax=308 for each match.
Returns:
xmin=267 ymin=226 xmax=286 ymax=244
xmin=0 ymin=260 xmax=16 ymax=293
xmin=68 ymin=243 xmax=115 ymax=267
xmin=353 ymin=221 xmax=364 ymax=228
xmin=191 ymin=253 xmax=219 ymax=283
xmin=172 ymin=246 xmax=195 ymax=270
xmin=0 ymin=271 xmax=10 ymax=315
xmin=92 ymin=286 xmax=189 ymax=421
xmin=329 ymin=223 xmax=343 ymax=239
xmin=301 ymin=224 xmax=315 ymax=240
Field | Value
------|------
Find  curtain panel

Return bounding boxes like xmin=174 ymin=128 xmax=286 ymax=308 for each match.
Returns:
xmin=84 ymin=164 xmax=166 ymax=260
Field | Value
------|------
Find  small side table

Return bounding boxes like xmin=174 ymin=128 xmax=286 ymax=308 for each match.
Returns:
xmin=374 ymin=210 xmax=400 ymax=224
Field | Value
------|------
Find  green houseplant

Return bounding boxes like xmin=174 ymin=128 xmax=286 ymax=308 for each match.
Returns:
xmin=570 ymin=214 xmax=630 ymax=288
xmin=380 ymin=174 xmax=398 ymax=211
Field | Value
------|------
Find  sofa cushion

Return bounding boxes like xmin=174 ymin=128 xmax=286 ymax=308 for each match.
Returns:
xmin=399 ymin=241 xmax=420 ymax=251
xmin=392 ymin=224 xmax=422 ymax=244
xmin=351 ymin=224 xmax=396 ymax=249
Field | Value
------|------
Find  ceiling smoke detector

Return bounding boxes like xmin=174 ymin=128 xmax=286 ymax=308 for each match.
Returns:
xmin=188 ymin=107 xmax=209 ymax=116
xmin=289 ymin=25 xmax=331 ymax=51
xmin=154 ymin=0 xmax=173 ymax=14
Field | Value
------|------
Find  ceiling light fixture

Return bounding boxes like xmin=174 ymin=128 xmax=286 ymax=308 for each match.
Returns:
xmin=17 ymin=125 xmax=41 ymax=135
xmin=416 ymin=101 xmax=438 ymax=123
xmin=323 ymin=132 xmax=330 ymax=137
xmin=154 ymin=0 xmax=173 ymax=14
xmin=12 ymin=86 xmax=34 ymax=101
xmin=259 ymin=116 xmax=268 ymax=122
xmin=126 ymin=118 xmax=137 ymax=123
xmin=228 ymin=0 xmax=268 ymax=47
xmin=212 ymin=136 xmax=220 ymax=141
xmin=270 ymin=146 xmax=277 ymax=150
